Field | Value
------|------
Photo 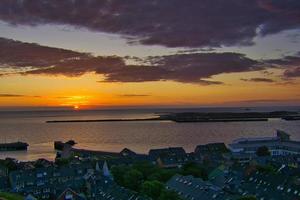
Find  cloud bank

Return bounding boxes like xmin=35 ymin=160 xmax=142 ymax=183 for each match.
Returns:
xmin=0 ymin=38 xmax=267 ymax=84
xmin=0 ymin=0 xmax=299 ymax=48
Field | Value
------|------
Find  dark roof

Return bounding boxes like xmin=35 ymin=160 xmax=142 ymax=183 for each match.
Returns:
xmin=148 ymin=147 xmax=186 ymax=160
xmin=89 ymin=176 xmax=148 ymax=200
xmin=56 ymin=188 xmax=86 ymax=200
xmin=241 ymin=171 xmax=300 ymax=200
xmin=195 ymin=143 xmax=228 ymax=154
xmin=120 ymin=148 xmax=137 ymax=157
xmin=166 ymin=174 xmax=234 ymax=200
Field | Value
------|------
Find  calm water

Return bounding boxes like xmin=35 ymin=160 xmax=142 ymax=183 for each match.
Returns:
xmin=0 ymin=107 xmax=299 ymax=161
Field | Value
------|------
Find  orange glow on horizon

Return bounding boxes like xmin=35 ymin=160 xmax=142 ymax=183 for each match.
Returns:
xmin=0 ymin=72 xmax=299 ymax=108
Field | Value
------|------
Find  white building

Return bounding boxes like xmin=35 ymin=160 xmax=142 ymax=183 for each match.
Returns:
xmin=229 ymin=130 xmax=300 ymax=156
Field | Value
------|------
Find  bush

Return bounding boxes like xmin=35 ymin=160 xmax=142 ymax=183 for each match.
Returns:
xmin=55 ymin=158 xmax=71 ymax=166
xmin=148 ymin=169 xmax=178 ymax=183
xmin=0 ymin=192 xmax=23 ymax=200
xmin=123 ymin=169 xmax=144 ymax=191
xmin=141 ymin=180 xmax=164 ymax=199
xmin=158 ymin=190 xmax=182 ymax=200
xmin=179 ymin=162 xmax=208 ymax=180
xmin=256 ymin=164 xmax=276 ymax=174
xmin=111 ymin=165 xmax=130 ymax=185
xmin=132 ymin=161 xmax=159 ymax=179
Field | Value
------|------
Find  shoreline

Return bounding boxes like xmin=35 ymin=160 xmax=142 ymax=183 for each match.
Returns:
xmin=46 ymin=110 xmax=300 ymax=123
xmin=46 ymin=117 xmax=269 ymax=123
xmin=46 ymin=117 xmax=163 ymax=123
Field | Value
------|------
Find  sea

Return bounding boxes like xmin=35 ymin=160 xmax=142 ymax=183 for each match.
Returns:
xmin=0 ymin=106 xmax=299 ymax=161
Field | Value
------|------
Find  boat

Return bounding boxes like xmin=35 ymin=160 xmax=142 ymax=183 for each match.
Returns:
xmin=0 ymin=142 xmax=29 ymax=151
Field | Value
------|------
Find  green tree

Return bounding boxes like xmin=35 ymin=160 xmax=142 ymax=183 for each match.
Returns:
xmin=256 ymin=146 xmax=271 ymax=156
xmin=111 ymin=165 xmax=130 ymax=186
xmin=158 ymin=190 xmax=182 ymax=200
xmin=123 ymin=169 xmax=143 ymax=191
xmin=0 ymin=192 xmax=24 ymax=200
xmin=180 ymin=162 xmax=208 ymax=180
xmin=132 ymin=161 xmax=159 ymax=179
xmin=148 ymin=169 xmax=178 ymax=183
xmin=141 ymin=180 xmax=164 ymax=199
xmin=256 ymin=164 xmax=276 ymax=174
xmin=0 ymin=159 xmax=18 ymax=171
xmin=55 ymin=157 xmax=74 ymax=166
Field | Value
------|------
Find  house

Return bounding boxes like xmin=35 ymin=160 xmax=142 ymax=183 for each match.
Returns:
xmin=240 ymin=171 xmax=300 ymax=200
xmin=208 ymin=165 xmax=243 ymax=193
xmin=195 ymin=143 xmax=228 ymax=156
xmin=231 ymin=152 xmax=258 ymax=163
xmin=0 ymin=164 xmax=8 ymax=176
xmin=119 ymin=148 xmax=137 ymax=157
xmin=87 ymin=176 xmax=148 ymax=200
xmin=9 ymin=162 xmax=93 ymax=199
xmin=229 ymin=130 xmax=300 ymax=156
xmin=166 ymin=174 xmax=234 ymax=200
xmin=267 ymin=155 xmax=300 ymax=168
xmin=56 ymin=188 xmax=86 ymax=200
xmin=25 ymin=194 xmax=37 ymax=200
xmin=148 ymin=147 xmax=186 ymax=161
xmin=157 ymin=153 xmax=199 ymax=168
xmin=118 ymin=148 xmax=150 ymax=164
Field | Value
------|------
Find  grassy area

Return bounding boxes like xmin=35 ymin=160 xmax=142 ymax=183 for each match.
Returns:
xmin=0 ymin=192 xmax=23 ymax=200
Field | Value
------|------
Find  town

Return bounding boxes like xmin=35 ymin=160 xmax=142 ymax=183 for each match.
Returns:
xmin=0 ymin=130 xmax=300 ymax=200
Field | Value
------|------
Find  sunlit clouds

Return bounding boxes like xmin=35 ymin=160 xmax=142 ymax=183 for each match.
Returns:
xmin=0 ymin=0 xmax=299 ymax=109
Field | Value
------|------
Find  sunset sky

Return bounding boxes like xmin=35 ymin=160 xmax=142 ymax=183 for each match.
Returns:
xmin=0 ymin=0 xmax=300 ymax=110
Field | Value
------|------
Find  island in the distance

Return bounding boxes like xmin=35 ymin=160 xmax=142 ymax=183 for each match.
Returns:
xmin=46 ymin=111 xmax=300 ymax=123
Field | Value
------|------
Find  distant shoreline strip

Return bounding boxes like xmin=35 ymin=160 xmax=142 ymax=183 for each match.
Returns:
xmin=46 ymin=117 xmax=163 ymax=123
xmin=46 ymin=118 xmax=268 ymax=123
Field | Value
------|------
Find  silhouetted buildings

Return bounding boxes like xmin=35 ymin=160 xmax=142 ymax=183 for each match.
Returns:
xmin=0 ymin=130 xmax=300 ymax=199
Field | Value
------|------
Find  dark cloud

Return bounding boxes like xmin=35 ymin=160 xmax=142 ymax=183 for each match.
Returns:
xmin=284 ymin=67 xmax=300 ymax=78
xmin=0 ymin=37 xmax=126 ymax=76
xmin=241 ymin=78 xmax=275 ymax=82
xmin=96 ymin=52 xmax=264 ymax=84
xmin=0 ymin=37 xmax=88 ymax=68
xmin=0 ymin=0 xmax=299 ymax=48
xmin=0 ymin=94 xmax=40 ymax=98
xmin=146 ymin=53 xmax=261 ymax=83
xmin=0 ymin=37 xmax=266 ymax=84
xmin=261 ymin=70 xmax=274 ymax=75
xmin=266 ymin=54 xmax=300 ymax=66
xmin=117 ymin=94 xmax=151 ymax=98
xmin=265 ymin=52 xmax=300 ymax=78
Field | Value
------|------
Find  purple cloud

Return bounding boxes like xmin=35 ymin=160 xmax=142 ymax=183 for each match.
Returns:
xmin=266 ymin=52 xmax=300 ymax=78
xmin=0 ymin=37 xmax=273 ymax=85
xmin=284 ymin=67 xmax=300 ymax=78
xmin=241 ymin=78 xmax=275 ymax=82
xmin=0 ymin=0 xmax=299 ymax=48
